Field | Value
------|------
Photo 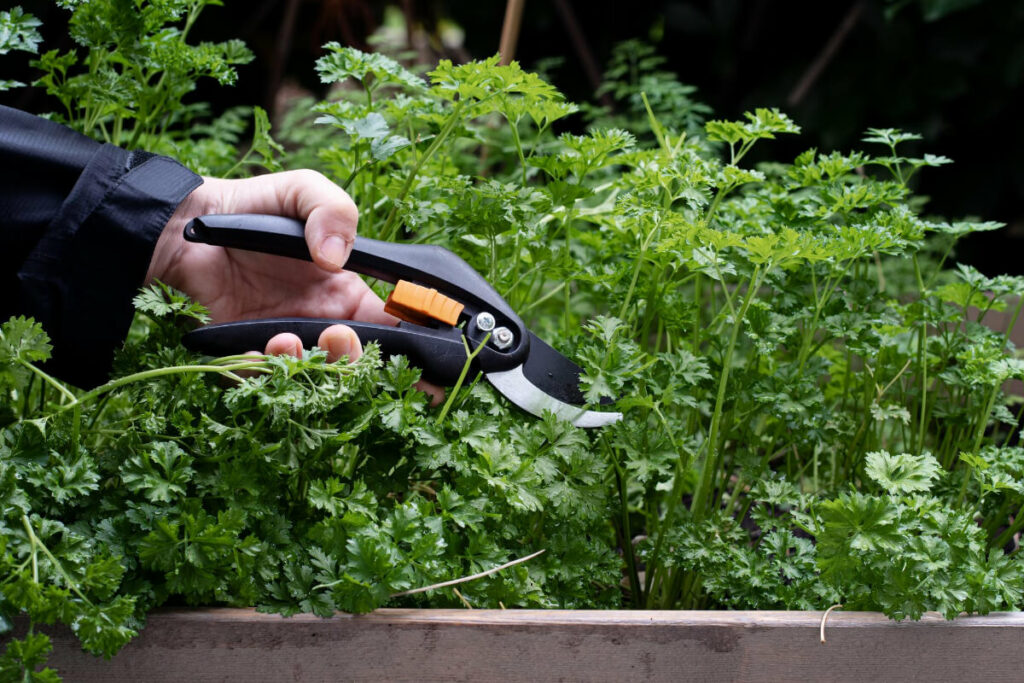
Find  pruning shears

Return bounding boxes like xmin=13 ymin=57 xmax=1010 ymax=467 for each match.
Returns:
xmin=180 ymin=214 xmax=622 ymax=428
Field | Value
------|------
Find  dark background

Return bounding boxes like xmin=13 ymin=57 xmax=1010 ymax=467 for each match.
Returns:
xmin=4 ymin=0 xmax=1023 ymax=274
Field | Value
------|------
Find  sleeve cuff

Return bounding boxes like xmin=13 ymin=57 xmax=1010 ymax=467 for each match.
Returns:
xmin=18 ymin=146 xmax=202 ymax=388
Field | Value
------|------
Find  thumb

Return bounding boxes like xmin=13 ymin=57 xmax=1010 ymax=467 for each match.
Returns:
xmin=219 ymin=170 xmax=359 ymax=272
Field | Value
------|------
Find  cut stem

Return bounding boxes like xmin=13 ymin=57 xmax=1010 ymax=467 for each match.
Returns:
xmin=435 ymin=332 xmax=492 ymax=424
xmin=390 ymin=549 xmax=545 ymax=597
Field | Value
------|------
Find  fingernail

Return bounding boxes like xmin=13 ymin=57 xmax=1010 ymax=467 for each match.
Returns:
xmin=320 ymin=235 xmax=349 ymax=269
xmin=293 ymin=340 xmax=304 ymax=358
xmin=327 ymin=332 xmax=352 ymax=361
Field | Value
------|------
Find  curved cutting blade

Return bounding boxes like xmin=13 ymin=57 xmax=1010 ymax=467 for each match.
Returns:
xmin=485 ymin=366 xmax=621 ymax=428
xmin=485 ymin=332 xmax=622 ymax=428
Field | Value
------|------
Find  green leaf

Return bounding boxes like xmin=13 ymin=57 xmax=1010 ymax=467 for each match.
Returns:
xmin=869 ymin=402 xmax=912 ymax=425
xmin=133 ymin=282 xmax=210 ymax=324
xmin=72 ymin=596 xmax=137 ymax=657
xmin=0 ymin=7 xmax=42 ymax=56
xmin=0 ymin=316 xmax=52 ymax=365
xmin=338 ymin=113 xmax=411 ymax=161
xmin=816 ymin=492 xmax=902 ymax=558
xmin=348 ymin=112 xmax=389 ymax=139
xmin=706 ymin=108 xmax=800 ymax=146
xmin=122 ymin=441 xmax=194 ymax=503
xmin=429 ymin=55 xmax=563 ymax=112
xmin=862 ymin=127 xmax=922 ymax=148
xmin=937 ymin=281 xmax=1006 ymax=311
xmin=315 ymin=43 xmax=422 ymax=91
xmin=864 ymin=451 xmax=941 ymax=494
xmin=248 ymin=106 xmax=284 ymax=172
xmin=0 ymin=632 xmax=58 ymax=683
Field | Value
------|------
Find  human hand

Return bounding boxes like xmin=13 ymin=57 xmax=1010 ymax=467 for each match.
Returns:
xmin=147 ymin=170 xmax=441 ymax=401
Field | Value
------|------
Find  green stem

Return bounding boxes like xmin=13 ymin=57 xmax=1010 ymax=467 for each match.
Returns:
xmin=508 ymin=116 xmax=528 ymax=186
xmin=643 ymin=406 xmax=695 ymax=602
xmin=611 ymin=447 xmax=642 ymax=607
xmin=983 ymin=498 xmax=1014 ymax=539
xmin=57 ymin=361 xmax=271 ymax=412
xmin=21 ymin=515 xmax=93 ymax=605
xmin=18 ymin=359 xmax=76 ymax=404
xmin=993 ymin=504 xmax=1024 ymax=549
xmin=797 ymin=259 xmax=856 ymax=372
xmin=703 ymin=183 xmax=735 ymax=226
xmin=518 ymin=281 xmax=566 ymax=314
xmin=924 ymin=241 xmax=956 ymax=290
xmin=223 ymin=148 xmax=255 ymax=180
xmin=435 ymin=332 xmax=492 ymax=424
xmin=313 ymin=574 xmax=369 ymax=591
xmin=363 ymin=78 xmax=374 ymax=108
xmin=712 ymin=260 xmax=738 ymax=317
xmin=969 ymin=384 xmax=1000 ymax=456
xmin=1002 ymin=295 xmax=1024 ymax=348
xmin=956 ymin=467 xmax=973 ymax=510
xmin=342 ymin=161 xmax=372 ymax=191
xmin=618 ymin=218 xmax=662 ymax=321
xmin=71 ymin=403 xmax=81 ymax=457
xmin=913 ymin=257 xmax=929 ymax=455
xmin=381 ymin=100 xmax=467 ymax=240
xmin=692 ymin=267 xmax=762 ymax=521
xmin=640 ymin=91 xmax=669 ymax=154
xmin=20 ymin=372 xmax=36 ymax=418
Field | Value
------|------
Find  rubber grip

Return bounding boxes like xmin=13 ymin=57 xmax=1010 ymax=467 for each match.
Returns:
xmin=181 ymin=318 xmax=512 ymax=385
xmin=184 ymin=214 xmax=524 ymax=336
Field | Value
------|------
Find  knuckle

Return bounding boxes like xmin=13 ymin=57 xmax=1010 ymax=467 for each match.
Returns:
xmin=294 ymin=168 xmax=324 ymax=183
xmin=345 ymin=201 xmax=359 ymax=223
xmin=301 ymin=168 xmax=325 ymax=184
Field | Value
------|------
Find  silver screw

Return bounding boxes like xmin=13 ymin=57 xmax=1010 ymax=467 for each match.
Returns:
xmin=493 ymin=326 xmax=514 ymax=350
xmin=476 ymin=311 xmax=496 ymax=332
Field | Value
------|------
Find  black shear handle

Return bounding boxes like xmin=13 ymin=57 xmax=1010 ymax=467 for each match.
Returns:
xmin=182 ymin=318 xmax=475 ymax=386
xmin=184 ymin=214 xmax=522 ymax=329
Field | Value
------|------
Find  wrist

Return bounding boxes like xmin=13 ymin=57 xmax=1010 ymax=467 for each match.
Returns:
xmin=145 ymin=177 xmax=219 ymax=287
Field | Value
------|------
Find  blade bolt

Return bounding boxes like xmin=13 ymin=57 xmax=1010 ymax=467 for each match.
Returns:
xmin=476 ymin=311 xmax=496 ymax=332
xmin=493 ymin=326 xmax=514 ymax=350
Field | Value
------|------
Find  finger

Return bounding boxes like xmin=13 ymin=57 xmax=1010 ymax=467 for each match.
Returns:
xmin=230 ymin=334 xmax=302 ymax=384
xmin=317 ymin=324 xmax=363 ymax=363
xmin=265 ymin=333 xmax=304 ymax=358
xmin=220 ymin=170 xmax=359 ymax=273
xmin=348 ymin=280 xmax=399 ymax=326
xmin=415 ymin=379 xmax=445 ymax=407
xmin=342 ymin=283 xmax=447 ymax=403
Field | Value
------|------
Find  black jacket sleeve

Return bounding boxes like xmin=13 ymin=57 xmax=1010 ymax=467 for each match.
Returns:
xmin=0 ymin=105 xmax=203 ymax=387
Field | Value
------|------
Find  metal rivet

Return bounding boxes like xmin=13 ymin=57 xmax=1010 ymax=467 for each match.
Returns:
xmin=476 ymin=312 xmax=496 ymax=332
xmin=493 ymin=326 xmax=514 ymax=350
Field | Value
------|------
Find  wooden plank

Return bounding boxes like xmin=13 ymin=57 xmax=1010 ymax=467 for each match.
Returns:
xmin=7 ymin=609 xmax=1024 ymax=682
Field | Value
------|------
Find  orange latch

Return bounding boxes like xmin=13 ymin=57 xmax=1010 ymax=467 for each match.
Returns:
xmin=384 ymin=280 xmax=465 ymax=327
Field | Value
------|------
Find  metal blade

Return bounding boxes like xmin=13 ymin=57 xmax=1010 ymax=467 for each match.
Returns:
xmin=486 ymin=365 xmax=622 ymax=428
xmin=517 ymin=332 xmax=616 ymax=406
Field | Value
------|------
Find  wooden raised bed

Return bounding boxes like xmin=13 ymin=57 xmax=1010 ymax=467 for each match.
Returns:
xmin=8 ymin=608 xmax=1024 ymax=681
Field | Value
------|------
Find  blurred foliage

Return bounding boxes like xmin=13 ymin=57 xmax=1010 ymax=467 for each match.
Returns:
xmin=3 ymin=0 xmax=1020 ymax=267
